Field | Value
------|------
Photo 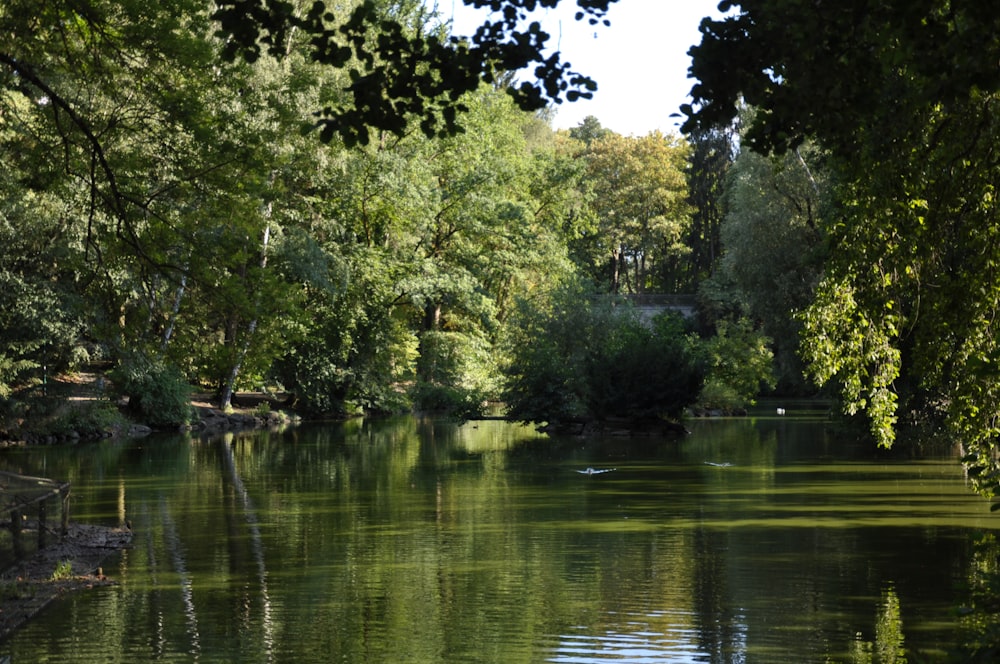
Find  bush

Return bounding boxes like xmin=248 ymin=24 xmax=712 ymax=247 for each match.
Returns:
xmin=585 ymin=315 xmax=705 ymax=421
xmin=10 ymin=395 xmax=125 ymax=438
xmin=55 ymin=399 xmax=125 ymax=436
xmin=410 ymin=381 xmax=486 ymax=419
xmin=416 ymin=330 xmax=499 ymax=395
xmin=111 ymin=356 xmax=194 ymax=427
xmin=697 ymin=318 xmax=776 ymax=410
xmin=502 ymin=285 xmax=706 ymax=426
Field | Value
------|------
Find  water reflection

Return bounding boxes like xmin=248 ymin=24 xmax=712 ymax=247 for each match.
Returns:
xmin=0 ymin=415 xmax=995 ymax=662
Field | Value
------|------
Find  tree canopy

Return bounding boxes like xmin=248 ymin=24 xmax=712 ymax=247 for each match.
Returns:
xmin=684 ymin=0 xmax=1000 ymax=496
xmin=214 ymin=0 xmax=620 ymax=145
xmin=0 ymin=0 xmax=782 ymax=437
xmin=683 ymin=0 xmax=1000 ymax=155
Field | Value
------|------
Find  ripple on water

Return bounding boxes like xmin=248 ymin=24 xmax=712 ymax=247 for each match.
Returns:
xmin=543 ymin=610 xmax=714 ymax=663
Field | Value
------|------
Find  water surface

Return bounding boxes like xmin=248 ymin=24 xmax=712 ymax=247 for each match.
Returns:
xmin=0 ymin=413 xmax=994 ymax=662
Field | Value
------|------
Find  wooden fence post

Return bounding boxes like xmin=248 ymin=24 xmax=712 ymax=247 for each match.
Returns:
xmin=11 ymin=509 xmax=22 ymax=560
xmin=37 ymin=500 xmax=47 ymax=550
xmin=61 ymin=485 xmax=70 ymax=538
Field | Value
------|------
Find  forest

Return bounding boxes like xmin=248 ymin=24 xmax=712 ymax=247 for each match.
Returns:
xmin=4 ymin=0 xmax=1000 ymax=498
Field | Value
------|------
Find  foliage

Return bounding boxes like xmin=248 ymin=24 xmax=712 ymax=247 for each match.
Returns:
xmin=0 ymin=0 xmax=752 ymax=439
xmin=502 ymin=284 xmax=705 ymax=425
xmin=710 ymin=133 xmax=827 ymax=392
xmin=585 ymin=311 xmax=704 ymax=421
xmin=110 ymin=356 xmax=194 ymax=427
xmin=0 ymin=273 xmax=85 ymax=400
xmin=568 ymin=115 xmax=611 ymax=146
xmin=51 ymin=400 xmax=125 ymax=437
xmin=683 ymin=1 xmax=1000 ymax=156
xmin=213 ymin=0 xmax=619 ymax=145
xmin=416 ymin=330 xmax=499 ymax=395
xmin=50 ymin=560 xmax=73 ymax=581
xmin=412 ymin=330 xmax=495 ymax=418
xmin=7 ymin=394 xmax=125 ymax=438
xmin=577 ymin=132 xmax=693 ymax=294
xmin=681 ymin=126 xmax=736 ymax=293
xmin=410 ymin=382 xmax=486 ymax=419
xmin=697 ymin=318 xmax=775 ymax=411
xmin=684 ymin=0 xmax=1000 ymax=495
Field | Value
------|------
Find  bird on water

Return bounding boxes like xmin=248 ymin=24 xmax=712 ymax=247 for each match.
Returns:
xmin=576 ymin=467 xmax=615 ymax=475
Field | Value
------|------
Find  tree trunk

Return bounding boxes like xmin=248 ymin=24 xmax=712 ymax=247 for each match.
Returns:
xmin=610 ymin=249 xmax=621 ymax=294
xmin=161 ymin=272 xmax=187 ymax=350
xmin=220 ymin=223 xmax=270 ymax=410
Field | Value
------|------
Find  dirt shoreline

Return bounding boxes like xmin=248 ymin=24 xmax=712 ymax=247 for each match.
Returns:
xmin=0 ymin=523 xmax=132 ymax=641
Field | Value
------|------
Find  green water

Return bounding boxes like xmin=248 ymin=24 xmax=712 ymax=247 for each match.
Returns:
xmin=0 ymin=413 xmax=995 ymax=662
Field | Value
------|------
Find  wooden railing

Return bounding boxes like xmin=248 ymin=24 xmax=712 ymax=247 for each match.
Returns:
xmin=0 ymin=471 xmax=70 ymax=565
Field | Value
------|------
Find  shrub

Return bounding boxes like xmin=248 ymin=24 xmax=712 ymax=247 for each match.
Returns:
xmin=54 ymin=399 xmax=124 ymax=436
xmin=410 ymin=381 xmax=486 ymax=419
xmin=585 ymin=315 xmax=705 ymax=421
xmin=50 ymin=560 xmax=72 ymax=581
xmin=414 ymin=329 xmax=499 ymax=417
xmin=111 ymin=356 xmax=194 ymax=427
xmin=697 ymin=318 xmax=776 ymax=410
xmin=503 ymin=285 xmax=706 ymax=426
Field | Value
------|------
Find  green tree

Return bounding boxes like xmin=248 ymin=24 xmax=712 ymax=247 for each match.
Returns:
xmin=569 ymin=115 xmax=611 ymax=146
xmin=681 ymin=126 xmax=736 ymax=292
xmin=684 ymin=1 xmax=1000 ymax=494
xmin=271 ymin=82 xmax=576 ymax=416
xmin=213 ymin=0 xmax=620 ymax=144
xmin=709 ymin=135 xmax=826 ymax=392
xmin=580 ymin=132 xmax=693 ymax=294
xmin=697 ymin=317 xmax=775 ymax=411
xmin=0 ymin=0 xmax=332 ymax=409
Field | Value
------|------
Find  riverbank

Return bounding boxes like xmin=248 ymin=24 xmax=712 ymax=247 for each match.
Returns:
xmin=1 ymin=368 xmax=300 ymax=447
xmin=0 ymin=523 xmax=133 ymax=641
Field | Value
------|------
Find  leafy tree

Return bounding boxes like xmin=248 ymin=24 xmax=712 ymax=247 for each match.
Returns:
xmin=681 ymin=125 xmax=736 ymax=292
xmin=0 ymin=0 xmax=334 ymax=410
xmin=269 ymin=81 xmax=575 ymax=416
xmin=684 ymin=1 xmax=1000 ymax=495
xmin=710 ymin=134 xmax=827 ymax=392
xmin=0 ymin=117 xmax=89 ymax=398
xmin=110 ymin=355 xmax=195 ymax=427
xmin=213 ymin=0 xmax=620 ymax=144
xmin=569 ymin=115 xmax=611 ymax=146
xmin=579 ymin=132 xmax=693 ymax=294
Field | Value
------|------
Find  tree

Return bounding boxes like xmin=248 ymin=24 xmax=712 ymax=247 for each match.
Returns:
xmin=213 ymin=0 xmax=620 ymax=145
xmin=0 ymin=0 xmax=330 ymax=409
xmin=569 ymin=115 xmax=611 ymax=146
xmin=697 ymin=317 xmax=775 ymax=412
xmin=681 ymin=125 xmax=736 ymax=292
xmin=711 ymin=133 xmax=827 ymax=392
xmin=683 ymin=1 xmax=1000 ymax=494
xmin=580 ymin=132 xmax=693 ymax=294
xmin=269 ymin=81 xmax=578 ymax=416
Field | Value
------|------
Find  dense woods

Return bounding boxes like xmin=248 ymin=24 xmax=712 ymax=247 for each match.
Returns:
xmin=7 ymin=0 xmax=1000 ymax=501
xmin=0 ymin=0 xmax=777 ymax=438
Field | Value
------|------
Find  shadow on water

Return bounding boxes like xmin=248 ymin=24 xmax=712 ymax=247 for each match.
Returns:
xmin=0 ymin=414 xmax=996 ymax=662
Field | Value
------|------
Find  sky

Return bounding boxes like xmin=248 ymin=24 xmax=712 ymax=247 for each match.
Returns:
xmin=436 ymin=0 xmax=729 ymax=136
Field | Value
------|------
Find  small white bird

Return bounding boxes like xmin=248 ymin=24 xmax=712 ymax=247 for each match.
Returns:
xmin=704 ymin=462 xmax=733 ymax=467
xmin=776 ymin=408 xmax=786 ymax=415
xmin=576 ymin=467 xmax=615 ymax=475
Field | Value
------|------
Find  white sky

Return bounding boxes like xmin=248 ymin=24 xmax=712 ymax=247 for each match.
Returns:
xmin=434 ymin=0 xmax=729 ymax=136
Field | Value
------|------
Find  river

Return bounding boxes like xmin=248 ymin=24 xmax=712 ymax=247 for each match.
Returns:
xmin=0 ymin=410 xmax=995 ymax=662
